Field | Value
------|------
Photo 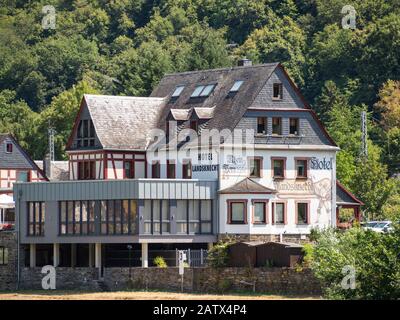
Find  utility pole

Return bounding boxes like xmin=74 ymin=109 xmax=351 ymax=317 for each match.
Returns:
xmin=48 ymin=126 xmax=56 ymax=162
xmin=361 ymin=111 xmax=368 ymax=159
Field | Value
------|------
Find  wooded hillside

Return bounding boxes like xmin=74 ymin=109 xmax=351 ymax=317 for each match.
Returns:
xmin=0 ymin=0 xmax=399 ymax=218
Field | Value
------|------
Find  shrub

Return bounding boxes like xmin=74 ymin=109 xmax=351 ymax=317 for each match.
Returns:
xmin=207 ymin=240 xmax=233 ymax=268
xmin=153 ymin=256 xmax=167 ymax=268
xmin=309 ymin=227 xmax=400 ymax=299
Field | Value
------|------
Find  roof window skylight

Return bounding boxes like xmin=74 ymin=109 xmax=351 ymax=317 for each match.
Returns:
xmin=230 ymin=80 xmax=244 ymax=92
xmin=200 ymin=84 xmax=216 ymax=97
xmin=172 ymin=85 xmax=185 ymax=97
xmin=191 ymin=84 xmax=216 ymax=98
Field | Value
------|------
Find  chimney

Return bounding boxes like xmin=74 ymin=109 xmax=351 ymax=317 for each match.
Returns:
xmin=237 ymin=58 xmax=252 ymax=67
xmin=43 ymin=153 xmax=52 ymax=180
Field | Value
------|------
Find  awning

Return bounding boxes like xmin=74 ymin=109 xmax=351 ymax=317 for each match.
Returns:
xmin=0 ymin=194 xmax=14 ymax=209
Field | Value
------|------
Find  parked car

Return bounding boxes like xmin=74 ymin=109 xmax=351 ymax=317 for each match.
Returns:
xmin=0 ymin=223 xmax=14 ymax=231
xmin=362 ymin=221 xmax=393 ymax=233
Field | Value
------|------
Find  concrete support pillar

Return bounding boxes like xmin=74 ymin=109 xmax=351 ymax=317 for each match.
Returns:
xmin=141 ymin=242 xmax=148 ymax=268
xmin=71 ymin=244 xmax=77 ymax=268
xmin=207 ymin=242 xmax=214 ymax=250
xmin=88 ymin=244 xmax=94 ymax=267
xmin=53 ymin=243 xmax=60 ymax=267
xmin=29 ymin=244 xmax=36 ymax=268
xmin=95 ymin=243 xmax=101 ymax=268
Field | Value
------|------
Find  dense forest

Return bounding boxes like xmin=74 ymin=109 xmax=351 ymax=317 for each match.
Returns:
xmin=0 ymin=0 xmax=399 ymax=219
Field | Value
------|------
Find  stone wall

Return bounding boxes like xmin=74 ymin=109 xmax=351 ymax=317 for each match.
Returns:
xmin=104 ymin=267 xmax=193 ymax=292
xmin=15 ymin=266 xmax=321 ymax=295
xmin=0 ymin=231 xmax=17 ymax=291
xmin=193 ymin=267 xmax=321 ymax=295
xmin=19 ymin=267 xmax=100 ymax=291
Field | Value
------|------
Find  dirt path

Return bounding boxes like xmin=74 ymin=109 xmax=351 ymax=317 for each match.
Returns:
xmin=0 ymin=291 xmax=320 ymax=300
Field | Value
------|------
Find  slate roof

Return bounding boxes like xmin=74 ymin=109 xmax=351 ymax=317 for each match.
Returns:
xmin=219 ymin=177 xmax=277 ymax=194
xmin=82 ymin=94 xmax=167 ymax=151
xmin=34 ymin=161 xmax=69 ymax=181
xmin=151 ymin=63 xmax=279 ymax=133
xmin=336 ymin=181 xmax=364 ymax=205
xmin=0 ymin=134 xmax=47 ymax=177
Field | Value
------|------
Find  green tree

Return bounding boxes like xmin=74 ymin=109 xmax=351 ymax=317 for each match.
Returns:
xmin=37 ymin=80 xmax=99 ymax=160
xmin=310 ymin=228 xmax=400 ymax=300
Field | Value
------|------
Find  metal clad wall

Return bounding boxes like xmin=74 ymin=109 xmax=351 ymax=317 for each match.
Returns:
xmin=14 ymin=179 xmax=217 ymax=202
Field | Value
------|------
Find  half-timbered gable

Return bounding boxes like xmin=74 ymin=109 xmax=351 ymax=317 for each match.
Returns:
xmin=66 ymin=94 xmax=167 ymax=180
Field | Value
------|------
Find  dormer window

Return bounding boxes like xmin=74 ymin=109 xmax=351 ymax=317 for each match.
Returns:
xmin=230 ymin=80 xmax=244 ymax=93
xmin=5 ymin=142 xmax=13 ymax=153
xmin=172 ymin=85 xmax=185 ymax=98
xmin=191 ymin=84 xmax=216 ymax=98
xmin=190 ymin=120 xmax=198 ymax=133
xmin=77 ymin=119 xmax=95 ymax=148
xmin=273 ymin=83 xmax=283 ymax=100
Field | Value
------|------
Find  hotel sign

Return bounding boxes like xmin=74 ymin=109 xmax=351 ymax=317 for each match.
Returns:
xmin=274 ymin=180 xmax=314 ymax=194
xmin=310 ymin=157 xmax=332 ymax=170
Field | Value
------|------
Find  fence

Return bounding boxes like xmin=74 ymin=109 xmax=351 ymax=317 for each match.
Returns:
xmin=175 ymin=249 xmax=208 ymax=267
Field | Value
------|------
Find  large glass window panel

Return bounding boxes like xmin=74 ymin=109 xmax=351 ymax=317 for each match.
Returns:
xmin=114 ymin=200 xmax=121 ymax=234
xmin=60 ymin=202 xmax=66 ymax=235
xmin=161 ymin=200 xmax=170 ymax=233
xmin=74 ymin=201 xmax=81 ymax=234
xmin=67 ymin=201 xmax=74 ymax=235
xmin=130 ymin=200 xmax=137 ymax=234
xmin=100 ymin=201 xmax=107 ymax=234
xmin=122 ymin=200 xmax=129 ymax=234
xmin=143 ymin=200 xmax=152 ymax=234
xmin=152 ymin=200 xmax=161 ymax=234
xmin=176 ymin=200 xmax=187 ymax=234
xmin=88 ymin=201 xmax=95 ymax=234
xmin=81 ymin=201 xmax=88 ymax=235
xmin=108 ymin=200 xmax=114 ymax=235
xmin=188 ymin=200 xmax=200 ymax=233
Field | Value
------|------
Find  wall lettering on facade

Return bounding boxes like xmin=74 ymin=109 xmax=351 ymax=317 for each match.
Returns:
xmin=192 ymin=164 xmax=219 ymax=172
xmin=222 ymin=155 xmax=247 ymax=178
xmin=310 ymin=157 xmax=332 ymax=170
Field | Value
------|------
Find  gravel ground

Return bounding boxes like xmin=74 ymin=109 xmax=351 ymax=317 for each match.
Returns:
xmin=0 ymin=290 xmax=321 ymax=300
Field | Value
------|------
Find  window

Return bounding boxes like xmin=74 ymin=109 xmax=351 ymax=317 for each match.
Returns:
xmin=59 ymin=200 xmax=137 ymax=236
xmin=27 ymin=202 xmax=45 ymax=236
xmin=253 ymin=200 xmax=267 ymax=224
xmin=200 ymin=200 xmax=212 ymax=234
xmin=229 ymin=80 xmax=244 ymax=93
xmin=249 ymin=157 xmax=262 ymax=178
xmin=124 ymin=161 xmax=134 ymax=179
xmin=296 ymin=202 xmax=309 ymax=224
xmin=272 ymin=202 xmax=285 ymax=224
xmin=191 ymin=84 xmax=216 ymax=98
xmin=272 ymin=158 xmax=285 ymax=179
xmin=257 ymin=117 xmax=267 ymax=134
xmin=77 ymin=161 xmax=96 ymax=180
xmin=190 ymin=120 xmax=198 ymax=133
xmin=182 ymin=160 xmax=192 ymax=179
xmin=176 ymin=200 xmax=187 ymax=234
xmin=188 ymin=200 xmax=200 ymax=233
xmin=273 ymin=83 xmax=283 ymax=99
xmin=5 ymin=143 xmax=12 ymax=153
xmin=76 ymin=119 xmax=95 ymax=147
xmin=200 ymin=84 xmax=216 ymax=97
xmin=0 ymin=247 xmax=8 ymax=265
xmin=16 ymin=171 xmax=29 ymax=182
xmin=289 ymin=118 xmax=299 ymax=135
xmin=172 ymin=85 xmax=185 ymax=97
xmin=296 ymin=159 xmax=308 ymax=178
xmin=191 ymin=85 xmax=205 ymax=97
xmin=228 ymin=200 xmax=247 ymax=224
xmin=272 ymin=117 xmax=282 ymax=135
xmin=167 ymin=160 xmax=176 ymax=179
xmin=152 ymin=161 xmax=160 ymax=178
